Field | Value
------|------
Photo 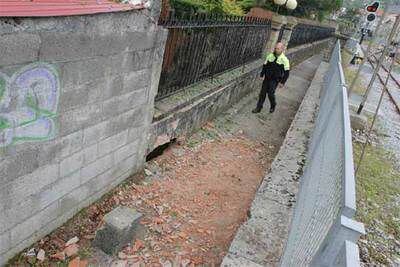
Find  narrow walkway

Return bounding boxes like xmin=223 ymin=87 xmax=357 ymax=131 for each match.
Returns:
xmin=223 ymin=58 xmax=327 ymax=267
xmin=10 ymin=56 xmax=323 ymax=267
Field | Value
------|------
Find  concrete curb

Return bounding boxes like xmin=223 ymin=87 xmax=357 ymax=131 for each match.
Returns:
xmin=221 ymin=61 xmax=330 ymax=267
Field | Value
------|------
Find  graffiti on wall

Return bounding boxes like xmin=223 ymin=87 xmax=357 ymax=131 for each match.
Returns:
xmin=0 ymin=63 xmax=60 ymax=147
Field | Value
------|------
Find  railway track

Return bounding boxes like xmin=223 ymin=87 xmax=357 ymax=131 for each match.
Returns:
xmin=366 ymin=52 xmax=400 ymax=114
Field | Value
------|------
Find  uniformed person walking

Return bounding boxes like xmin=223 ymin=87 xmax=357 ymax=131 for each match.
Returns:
xmin=252 ymin=42 xmax=290 ymax=113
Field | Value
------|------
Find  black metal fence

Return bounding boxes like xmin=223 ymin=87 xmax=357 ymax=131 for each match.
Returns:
xmin=156 ymin=13 xmax=271 ymax=101
xmin=277 ymin=25 xmax=289 ymax=42
xmin=288 ymin=23 xmax=335 ymax=49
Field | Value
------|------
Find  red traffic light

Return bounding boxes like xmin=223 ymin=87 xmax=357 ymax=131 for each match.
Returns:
xmin=366 ymin=2 xmax=380 ymax=12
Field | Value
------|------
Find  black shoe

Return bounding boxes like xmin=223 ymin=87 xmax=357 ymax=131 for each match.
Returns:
xmin=252 ymin=107 xmax=262 ymax=113
xmin=269 ymin=107 xmax=275 ymax=113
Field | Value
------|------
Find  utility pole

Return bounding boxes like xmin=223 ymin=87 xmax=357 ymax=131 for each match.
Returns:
xmin=356 ymin=38 xmax=399 ymax=176
xmin=348 ymin=5 xmax=387 ymax=96
xmin=357 ymin=15 xmax=400 ymax=114
xmin=359 ymin=28 xmax=366 ymax=44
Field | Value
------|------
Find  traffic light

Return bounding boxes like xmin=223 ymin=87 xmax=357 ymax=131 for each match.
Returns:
xmin=366 ymin=1 xmax=380 ymax=22
xmin=367 ymin=13 xmax=376 ymax=22
xmin=366 ymin=2 xmax=380 ymax=12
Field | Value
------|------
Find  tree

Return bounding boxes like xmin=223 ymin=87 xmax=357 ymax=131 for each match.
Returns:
xmin=169 ymin=0 xmax=343 ymax=20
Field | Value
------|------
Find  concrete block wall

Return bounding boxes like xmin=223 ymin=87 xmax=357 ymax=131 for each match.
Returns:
xmin=0 ymin=5 xmax=167 ymax=264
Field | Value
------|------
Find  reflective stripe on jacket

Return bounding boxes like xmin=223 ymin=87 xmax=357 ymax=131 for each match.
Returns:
xmin=260 ymin=53 xmax=290 ymax=84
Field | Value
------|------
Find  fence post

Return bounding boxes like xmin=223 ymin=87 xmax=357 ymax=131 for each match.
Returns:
xmin=280 ymin=16 xmax=297 ymax=49
xmin=310 ymin=215 xmax=365 ymax=267
xmin=265 ymin=14 xmax=287 ymax=53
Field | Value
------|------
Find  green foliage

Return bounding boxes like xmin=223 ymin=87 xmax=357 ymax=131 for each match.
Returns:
xmin=354 ymin=142 xmax=400 ymax=265
xmin=170 ymin=0 xmax=343 ymax=20
xmin=170 ymin=0 xmax=224 ymax=15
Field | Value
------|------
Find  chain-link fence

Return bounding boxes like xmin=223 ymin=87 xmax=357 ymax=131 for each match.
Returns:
xmin=280 ymin=41 xmax=365 ymax=267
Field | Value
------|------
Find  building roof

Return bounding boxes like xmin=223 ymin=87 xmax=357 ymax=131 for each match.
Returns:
xmin=0 ymin=0 xmax=145 ymax=17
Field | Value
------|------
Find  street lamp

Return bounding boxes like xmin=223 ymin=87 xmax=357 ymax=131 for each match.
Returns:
xmin=273 ymin=0 xmax=298 ymax=13
xmin=273 ymin=0 xmax=298 ymax=9
xmin=285 ymin=0 xmax=297 ymax=10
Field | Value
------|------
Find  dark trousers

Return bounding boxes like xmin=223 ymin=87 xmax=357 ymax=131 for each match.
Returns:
xmin=257 ymin=79 xmax=278 ymax=109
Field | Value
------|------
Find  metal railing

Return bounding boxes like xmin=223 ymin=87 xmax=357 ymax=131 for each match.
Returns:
xmin=280 ymin=41 xmax=365 ymax=267
xmin=288 ymin=23 xmax=335 ymax=49
xmin=277 ymin=24 xmax=288 ymax=42
xmin=156 ymin=12 xmax=271 ymax=100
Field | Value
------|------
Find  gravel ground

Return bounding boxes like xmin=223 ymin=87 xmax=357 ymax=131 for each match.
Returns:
xmin=350 ymin=57 xmax=400 ymax=266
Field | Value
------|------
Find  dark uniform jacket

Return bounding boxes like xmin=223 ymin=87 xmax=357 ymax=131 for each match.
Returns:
xmin=260 ymin=52 xmax=290 ymax=85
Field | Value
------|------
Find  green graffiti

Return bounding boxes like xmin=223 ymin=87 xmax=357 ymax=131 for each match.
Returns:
xmin=0 ymin=117 xmax=10 ymax=130
xmin=0 ymin=63 xmax=60 ymax=147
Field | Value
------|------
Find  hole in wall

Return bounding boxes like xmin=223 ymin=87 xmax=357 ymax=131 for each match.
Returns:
xmin=146 ymin=138 xmax=177 ymax=162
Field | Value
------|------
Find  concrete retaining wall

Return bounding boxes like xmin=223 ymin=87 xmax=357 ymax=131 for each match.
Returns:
xmin=147 ymin=37 xmax=335 ymax=153
xmin=0 ymin=5 xmax=166 ymax=264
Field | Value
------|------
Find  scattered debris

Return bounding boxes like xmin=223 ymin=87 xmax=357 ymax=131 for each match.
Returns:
xmin=65 ymin=236 xmax=79 ymax=247
xmin=144 ymin=169 xmax=153 ymax=176
xmin=36 ymin=249 xmax=45 ymax=261
xmin=64 ymin=244 xmax=79 ymax=257
xmin=68 ymin=257 xmax=88 ymax=267
xmin=50 ymin=251 xmax=66 ymax=261
xmin=25 ymin=248 xmax=36 ymax=257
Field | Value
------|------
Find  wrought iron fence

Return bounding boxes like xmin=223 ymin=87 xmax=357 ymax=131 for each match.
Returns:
xmin=156 ymin=12 xmax=271 ymax=101
xmin=288 ymin=23 xmax=335 ymax=49
xmin=277 ymin=24 xmax=287 ymax=42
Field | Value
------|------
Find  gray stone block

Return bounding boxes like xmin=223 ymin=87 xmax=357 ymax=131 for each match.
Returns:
xmin=57 ymin=186 xmax=87 ymax=215
xmin=113 ymin=153 xmax=139 ymax=179
xmin=38 ymin=170 xmax=81 ymax=210
xmin=57 ymin=130 xmax=84 ymax=159
xmin=114 ymin=140 xmax=139 ymax=163
xmin=98 ymin=130 xmax=128 ymax=158
xmin=0 ymin=146 xmax=41 ymax=185
xmin=125 ymin=49 xmax=154 ymax=72
xmin=39 ymin=32 xmax=156 ymax=62
xmin=58 ymin=84 xmax=91 ymax=112
xmin=93 ymin=206 xmax=143 ymax=255
xmin=0 ymin=164 xmax=59 ymax=212
xmin=0 ymin=170 xmax=79 ymax=234
xmin=10 ymin=201 xmax=59 ymax=249
xmin=103 ymin=107 xmax=146 ymax=139
xmin=59 ymin=54 xmax=124 ymax=89
xmin=102 ymin=75 xmax=124 ymax=101
xmin=80 ymin=153 xmax=114 ymax=185
xmin=59 ymin=102 xmax=103 ymax=137
xmin=83 ymin=120 xmax=108 ymax=147
xmin=122 ymin=69 xmax=151 ymax=94
xmin=102 ymin=89 xmax=147 ymax=121
xmin=0 ymin=231 xmax=11 ymax=255
xmin=127 ymin=126 xmax=144 ymax=143
xmin=19 ymin=136 xmax=80 ymax=168
xmin=0 ymin=33 xmax=40 ymax=66
xmin=59 ymin=151 xmax=83 ymax=178
xmin=82 ymin=143 xmax=98 ymax=165
xmin=0 ymin=198 xmax=39 ymax=234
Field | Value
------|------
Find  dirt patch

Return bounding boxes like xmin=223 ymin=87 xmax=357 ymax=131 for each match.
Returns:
xmin=8 ymin=122 xmax=272 ymax=267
